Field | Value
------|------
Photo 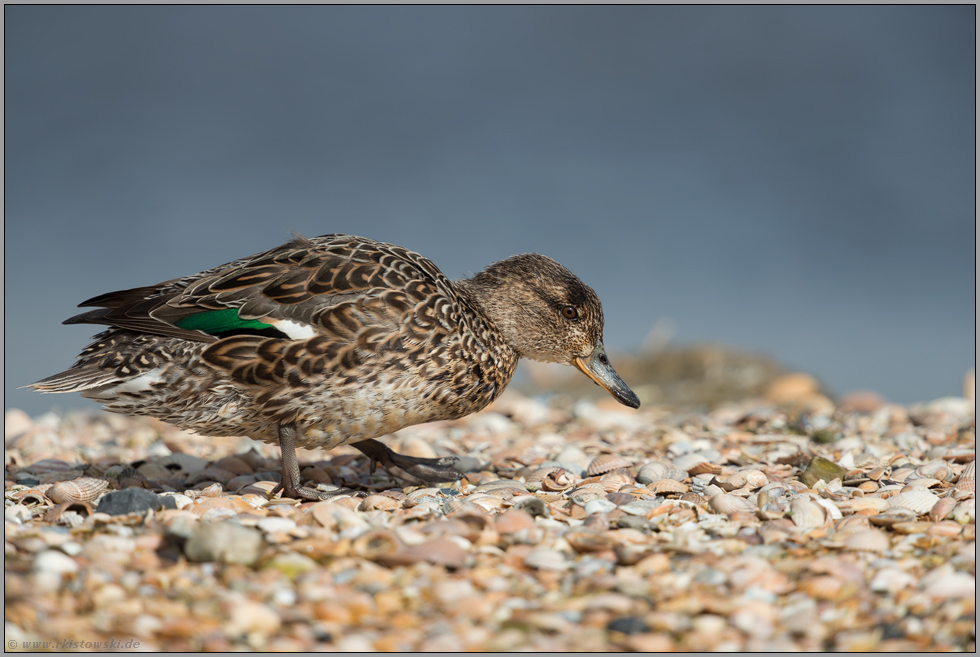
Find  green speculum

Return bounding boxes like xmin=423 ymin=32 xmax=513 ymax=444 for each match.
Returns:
xmin=176 ymin=308 xmax=277 ymax=336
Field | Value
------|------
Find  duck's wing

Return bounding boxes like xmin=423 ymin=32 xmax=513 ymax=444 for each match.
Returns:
xmin=64 ymin=234 xmax=457 ymax=345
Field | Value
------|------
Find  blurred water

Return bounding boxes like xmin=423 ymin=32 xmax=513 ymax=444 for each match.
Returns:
xmin=5 ymin=6 xmax=975 ymax=416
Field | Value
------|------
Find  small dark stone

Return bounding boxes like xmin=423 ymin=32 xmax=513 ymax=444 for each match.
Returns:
xmin=607 ymin=616 xmax=650 ymax=635
xmin=800 ymin=456 xmax=848 ymax=488
xmin=96 ymin=488 xmax=177 ymax=515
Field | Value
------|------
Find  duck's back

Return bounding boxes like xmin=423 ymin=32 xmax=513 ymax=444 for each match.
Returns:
xmin=32 ymin=235 xmax=519 ymax=448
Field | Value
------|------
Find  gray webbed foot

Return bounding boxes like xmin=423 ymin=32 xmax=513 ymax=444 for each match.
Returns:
xmin=353 ymin=439 xmax=467 ymax=485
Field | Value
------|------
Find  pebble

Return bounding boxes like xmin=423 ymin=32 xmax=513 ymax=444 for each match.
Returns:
xmin=4 ymin=377 xmax=975 ymax=652
xmin=96 ymin=488 xmax=178 ymax=515
xmin=184 ymin=521 xmax=264 ymax=566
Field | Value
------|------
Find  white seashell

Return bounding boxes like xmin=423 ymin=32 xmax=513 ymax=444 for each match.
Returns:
xmin=888 ymin=489 xmax=940 ymax=515
xmin=47 ymin=477 xmax=109 ymax=504
xmin=814 ymin=497 xmax=843 ymax=520
xmin=913 ymin=461 xmax=956 ymax=482
xmin=951 ymin=499 xmax=975 ymax=524
xmin=844 ymin=529 xmax=890 ymax=552
xmin=789 ymin=498 xmax=826 ymax=528
xmin=708 ymin=493 xmax=755 ymax=515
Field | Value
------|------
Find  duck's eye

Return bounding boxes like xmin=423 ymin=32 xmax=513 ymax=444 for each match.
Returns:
xmin=561 ymin=306 xmax=579 ymax=320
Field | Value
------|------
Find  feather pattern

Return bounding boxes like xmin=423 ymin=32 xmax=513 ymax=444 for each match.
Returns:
xmin=30 ymin=233 xmax=638 ymax=462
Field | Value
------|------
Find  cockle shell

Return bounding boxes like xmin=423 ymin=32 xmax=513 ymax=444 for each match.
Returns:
xmin=636 ymin=460 xmax=687 ymax=484
xmin=46 ymin=478 xmax=109 ymax=504
xmin=585 ymin=454 xmax=632 ymax=476
xmin=888 ymin=489 xmax=940 ymax=515
xmin=789 ymin=498 xmax=827 ymax=528
xmin=646 ymin=479 xmax=689 ymax=495
xmin=844 ymin=529 xmax=890 ymax=553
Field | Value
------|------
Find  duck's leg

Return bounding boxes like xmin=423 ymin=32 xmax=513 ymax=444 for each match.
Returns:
xmin=272 ymin=423 xmax=355 ymax=501
xmin=353 ymin=439 xmax=468 ymax=485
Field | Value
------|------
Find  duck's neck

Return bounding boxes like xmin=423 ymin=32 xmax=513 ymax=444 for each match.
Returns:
xmin=455 ymin=272 xmax=553 ymax=363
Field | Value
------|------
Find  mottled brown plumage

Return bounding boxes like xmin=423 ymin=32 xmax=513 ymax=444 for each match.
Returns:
xmin=31 ymin=234 xmax=639 ymax=499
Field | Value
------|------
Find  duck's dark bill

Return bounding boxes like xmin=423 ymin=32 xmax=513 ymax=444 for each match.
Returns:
xmin=572 ymin=345 xmax=641 ymax=409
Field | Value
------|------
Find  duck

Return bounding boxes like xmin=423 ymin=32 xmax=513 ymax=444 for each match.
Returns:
xmin=30 ymin=234 xmax=640 ymax=500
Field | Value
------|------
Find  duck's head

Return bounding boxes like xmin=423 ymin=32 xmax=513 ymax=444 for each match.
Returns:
xmin=459 ymin=253 xmax=640 ymax=409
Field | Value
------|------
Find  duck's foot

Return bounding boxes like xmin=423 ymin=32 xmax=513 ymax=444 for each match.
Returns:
xmin=273 ymin=423 xmax=359 ymax=501
xmin=353 ymin=438 xmax=468 ymax=485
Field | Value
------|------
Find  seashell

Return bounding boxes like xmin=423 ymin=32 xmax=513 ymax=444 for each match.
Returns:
xmin=927 ymin=521 xmax=963 ymax=537
xmin=646 ymin=479 xmax=689 ymax=495
xmin=540 ymin=469 xmax=576 ymax=492
xmin=857 ymin=481 xmax=879 ymax=493
xmin=843 ymin=529 xmax=890 ymax=552
xmin=958 ymin=460 xmax=975 ymax=482
xmin=889 ymin=468 xmax=914 ymax=483
xmin=465 ymin=493 xmax=504 ymax=512
xmin=585 ymin=454 xmax=631 ymax=476
xmin=523 ymin=547 xmax=569 ymax=571
xmin=953 ymin=477 xmax=975 ymax=494
xmin=914 ymin=461 xmax=956 ymax=482
xmin=599 ymin=469 xmax=635 ymax=487
xmin=359 ymin=494 xmax=402 ymax=511
xmin=688 ymin=461 xmax=723 ymax=476
xmin=814 ymin=497 xmax=843 ymax=520
xmin=618 ymin=498 xmax=663 ymax=517
xmin=352 ymin=529 xmax=403 ymax=560
xmin=671 ymin=453 xmax=708 ymax=472
xmin=534 ymin=491 xmax=564 ymax=504
xmin=186 ymin=497 xmax=238 ymax=521
xmin=398 ymin=437 xmax=438 ymax=460
xmin=192 ymin=482 xmax=223 ymax=498
xmin=495 ymin=509 xmax=536 ymax=534
xmin=10 ymin=489 xmax=52 ymax=506
xmin=605 ymin=492 xmax=635 ymax=506
xmin=868 ymin=507 xmax=917 ymax=526
xmin=866 ymin=467 xmax=888 ymax=481
xmin=564 ymin=528 xmax=616 ymax=553
xmin=834 ymin=515 xmax=871 ymax=536
xmin=473 ymin=480 xmax=528 ymax=494
xmin=637 ymin=460 xmax=686 ymax=484
xmin=708 ymin=493 xmax=755 ymax=515
xmin=679 ymin=492 xmax=704 ymax=506
xmin=838 ymin=496 xmax=888 ymax=514
xmin=725 ymin=469 xmax=768 ymax=490
xmin=888 ymin=489 xmax=940 ymax=515
xmin=798 ymin=575 xmax=845 ymax=600
xmin=890 ymin=521 xmax=933 ymax=535
xmin=47 ymin=478 xmax=109 ymax=504
xmin=406 ymin=487 xmax=448 ymax=500
xmin=951 ymin=499 xmax=975 ymax=524
xmin=928 ymin=496 xmax=957 ymax=522
xmin=789 ymin=498 xmax=827 ymax=528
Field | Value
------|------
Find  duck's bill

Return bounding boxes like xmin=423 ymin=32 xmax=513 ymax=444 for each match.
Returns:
xmin=572 ymin=344 xmax=641 ymax=409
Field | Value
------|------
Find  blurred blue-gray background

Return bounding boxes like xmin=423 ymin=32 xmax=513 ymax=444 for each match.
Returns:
xmin=5 ymin=6 xmax=976 ymax=417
